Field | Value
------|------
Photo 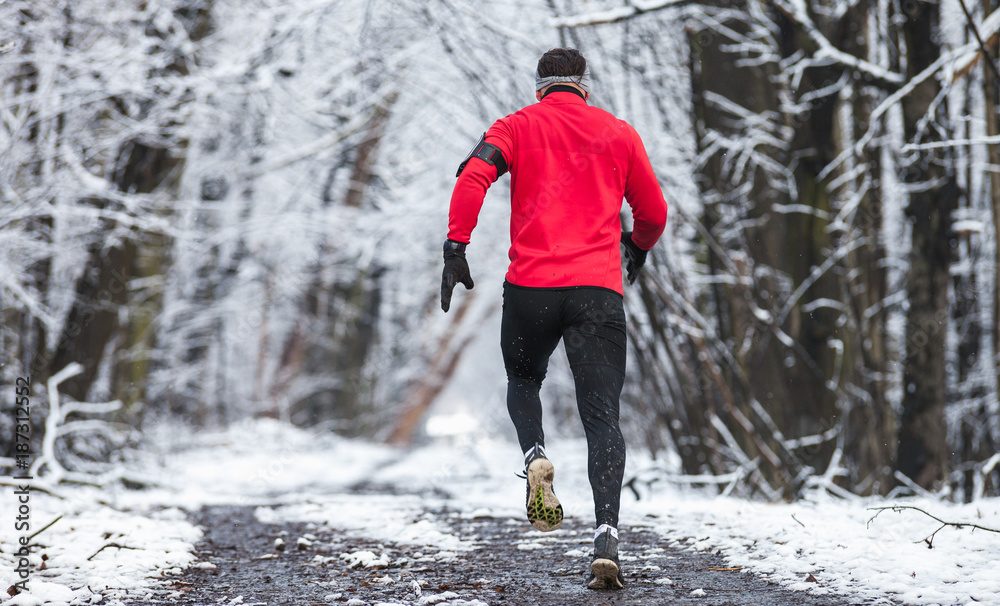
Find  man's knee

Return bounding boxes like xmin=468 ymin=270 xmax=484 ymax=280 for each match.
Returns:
xmin=507 ymin=368 xmax=547 ymax=386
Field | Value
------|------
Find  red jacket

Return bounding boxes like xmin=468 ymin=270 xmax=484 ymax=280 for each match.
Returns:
xmin=448 ymin=91 xmax=667 ymax=294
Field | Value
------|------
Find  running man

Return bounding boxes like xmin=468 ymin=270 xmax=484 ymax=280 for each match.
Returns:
xmin=440 ymin=48 xmax=667 ymax=590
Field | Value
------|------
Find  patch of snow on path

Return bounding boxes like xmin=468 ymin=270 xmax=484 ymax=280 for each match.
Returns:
xmin=256 ymin=495 xmax=475 ymax=552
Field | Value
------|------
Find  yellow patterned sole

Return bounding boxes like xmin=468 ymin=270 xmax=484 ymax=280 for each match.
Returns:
xmin=526 ymin=458 xmax=562 ymax=532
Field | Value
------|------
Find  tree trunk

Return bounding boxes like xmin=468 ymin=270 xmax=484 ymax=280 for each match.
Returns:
xmin=52 ymin=142 xmax=175 ymax=404
xmin=982 ymin=0 xmax=1000 ymax=443
xmin=686 ymin=11 xmax=816 ymax=497
xmin=675 ymin=0 xmax=904 ymax=496
xmin=831 ymin=0 xmax=896 ymax=495
xmin=386 ymin=293 xmax=479 ymax=445
xmin=50 ymin=236 xmax=137 ymax=402
xmin=896 ymin=0 xmax=957 ymax=490
xmin=284 ymin=92 xmax=397 ymax=431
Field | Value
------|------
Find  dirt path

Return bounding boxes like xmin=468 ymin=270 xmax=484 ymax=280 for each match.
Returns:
xmin=146 ymin=505 xmax=865 ymax=606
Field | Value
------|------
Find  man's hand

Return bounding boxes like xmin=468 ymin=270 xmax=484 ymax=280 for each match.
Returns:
xmin=620 ymin=231 xmax=648 ymax=285
xmin=441 ymin=239 xmax=474 ymax=312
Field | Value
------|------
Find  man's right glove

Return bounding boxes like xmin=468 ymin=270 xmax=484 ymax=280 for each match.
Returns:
xmin=620 ymin=231 xmax=648 ymax=285
xmin=441 ymin=239 xmax=474 ymax=312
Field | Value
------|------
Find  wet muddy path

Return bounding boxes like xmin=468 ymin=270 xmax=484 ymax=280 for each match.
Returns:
xmin=141 ymin=505 xmax=865 ymax=606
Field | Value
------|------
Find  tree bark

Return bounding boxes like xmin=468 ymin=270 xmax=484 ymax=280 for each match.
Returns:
xmin=386 ymin=293 xmax=478 ymax=445
xmin=832 ymin=0 xmax=896 ymax=495
xmin=982 ymin=0 xmax=1000 ymax=439
xmin=285 ymin=92 xmax=397 ymax=431
xmin=51 ymin=142 xmax=175 ymax=404
xmin=896 ymin=0 xmax=957 ymax=490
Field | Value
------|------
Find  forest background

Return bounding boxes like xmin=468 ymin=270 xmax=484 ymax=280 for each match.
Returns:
xmin=2 ymin=0 xmax=999 ymax=502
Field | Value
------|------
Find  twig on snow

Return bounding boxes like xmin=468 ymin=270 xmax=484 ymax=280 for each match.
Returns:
xmin=27 ymin=515 xmax=63 ymax=542
xmin=87 ymin=543 xmax=142 ymax=561
xmin=0 ymin=478 xmax=66 ymax=499
xmin=866 ymin=505 xmax=1000 ymax=549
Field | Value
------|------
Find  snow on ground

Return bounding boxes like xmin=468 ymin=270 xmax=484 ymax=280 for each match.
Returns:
xmin=628 ymin=490 xmax=1000 ymax=605
xmin=0 ymin=494 xmax=200 ymax=606
xmin=3 ymin=417 xmax=1000 ymax=605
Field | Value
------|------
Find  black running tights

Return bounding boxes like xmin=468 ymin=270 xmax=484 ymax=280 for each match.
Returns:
xmin=500 ymin=282 xmax=627 ymax=529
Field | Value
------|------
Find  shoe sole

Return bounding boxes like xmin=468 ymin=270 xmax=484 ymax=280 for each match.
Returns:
xmin=526 ymin=458 xmax=562 ymax=532
xmin=588 ymin=558 xmax=624 ymax=590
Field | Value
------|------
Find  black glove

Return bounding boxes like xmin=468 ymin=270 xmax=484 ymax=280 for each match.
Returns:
xmin=441 ymin=239 xmax=474 ymax=312
xmin=620 ymin=231 xmax=648 ymax=285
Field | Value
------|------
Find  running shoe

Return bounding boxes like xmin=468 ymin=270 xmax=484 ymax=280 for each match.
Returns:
xmin=524 ymin=444 xmax=562 ymax=532
xmin=587 ymin=526 xmax=625 ymax=589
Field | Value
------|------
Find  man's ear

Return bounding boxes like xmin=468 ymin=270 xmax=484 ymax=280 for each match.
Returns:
xmin=535 ymin=90 xmax=543 ymax=101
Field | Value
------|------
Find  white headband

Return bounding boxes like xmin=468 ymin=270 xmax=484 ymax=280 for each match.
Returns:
xmin=535 ymin=67 xmax=591 ymax=94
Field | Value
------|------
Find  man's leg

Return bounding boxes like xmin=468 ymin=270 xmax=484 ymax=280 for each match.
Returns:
xmin=500 ymin=283 xmax=565 ymax=531
xmin=562 ymin=288 xmax=627 ymax=589
xmin=500 ymin=283 xmax=562 ymax=456
xmin=562 ymin=288 xmax=627 ymax=528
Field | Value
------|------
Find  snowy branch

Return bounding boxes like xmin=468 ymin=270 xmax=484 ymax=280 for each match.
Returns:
xmin=772 ymin=0 xmax=904 ymax=88
xmin=550 ymin=0 xmax=695 ymax=27
xmin=819 ymin=6 xmax=1000 ymax=178
xmin=950 ymin=5 xmax=1000 ymax=81
xmin=900 ymin=135 xmax=1000 ymax=151
xmin=775 ymin=238 xmax=867 ymax=325
xmin=818 ymin=48 xmax=958 ymax=180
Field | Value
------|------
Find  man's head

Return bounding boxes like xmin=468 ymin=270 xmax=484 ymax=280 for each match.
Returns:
xmin=535 ymin=48 xmax=589 ymax=101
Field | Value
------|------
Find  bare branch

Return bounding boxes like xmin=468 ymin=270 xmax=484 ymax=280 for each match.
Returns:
xmin=772 ymin=0 xmax=904 ymax=88
xmin=550 ymin=0 xmax=695 ymax=28
xmin=900 ymin=135 xmax=1000 ymax=151
xmin=867 ymin=505 xmax=1000 ymax=548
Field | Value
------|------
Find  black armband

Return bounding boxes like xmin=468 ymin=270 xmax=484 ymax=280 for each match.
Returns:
xmin=456 ymin=132 xmax=508 ymax=178
xmin=443 ymin=239 xmax=467 ymax=254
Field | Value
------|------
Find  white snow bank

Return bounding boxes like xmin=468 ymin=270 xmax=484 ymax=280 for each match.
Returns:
xmin=628 ymin=490 xmax=1000 ymax=605
xmin=118 ymin=418 xmax=398 ymax=510
xmin=0 ymin=496 xmax=200 ymax=606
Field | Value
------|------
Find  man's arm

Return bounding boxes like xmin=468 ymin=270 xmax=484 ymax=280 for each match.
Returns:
xmin=447 ymin=122 xmax=513 ymax=244
xmin=622 ymin=125 xmax=667 ymax=250
xmin=448 ymin=156 xmax=498 ymax=244
xmin=441 ymin=122 xmax=513 ymax=312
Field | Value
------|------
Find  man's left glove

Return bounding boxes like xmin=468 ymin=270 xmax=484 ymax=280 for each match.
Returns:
xmin=441 ymin=239 xmax=474 ymax=312
xmin=620 ymin=231 xmax=648 ymax=285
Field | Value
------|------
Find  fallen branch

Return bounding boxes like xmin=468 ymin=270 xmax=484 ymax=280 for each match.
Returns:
xmin=0 ymin=478 xmax=66 ymax=499
xmin=27 ymin=515 xmax=63 ymax=542
xmin=87 ymin=543 xmax=141 ymax=561
xmin=866 ymin=505 xmax=1000 ymax=548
